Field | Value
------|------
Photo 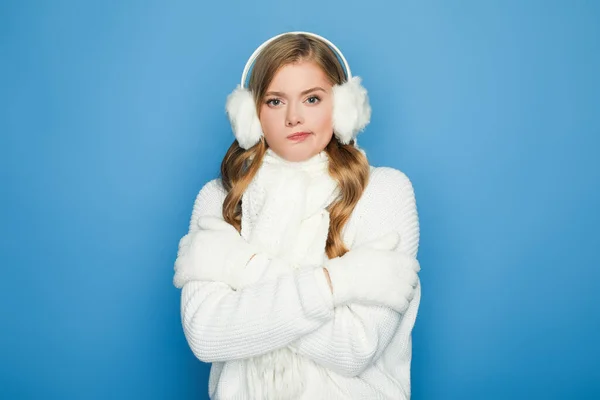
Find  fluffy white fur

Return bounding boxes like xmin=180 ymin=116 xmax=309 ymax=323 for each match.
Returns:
xmin=332 ymin=76 xmax=372 ymax=144
xmin=225 ymin=85 xmax=263 ymax=150
xmin=225 ymin=77 xmax=371 ymax=148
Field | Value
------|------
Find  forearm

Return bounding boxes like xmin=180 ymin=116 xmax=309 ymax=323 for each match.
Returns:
xmin=181 ymin=266 xmax=335 ymax=363
xmin=287 ymin=266 xmax=408 ymax=377
xmin=288 ymin=302 xmax=404 ymax=377
xmin=288 ymin=235 xmax=420 ymax=376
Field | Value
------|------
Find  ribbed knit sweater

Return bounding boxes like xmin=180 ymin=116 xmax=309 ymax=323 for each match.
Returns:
xmin=178 ymin=149 xmax=421 ymax=399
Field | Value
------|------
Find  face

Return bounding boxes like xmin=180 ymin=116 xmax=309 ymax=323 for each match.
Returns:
xmin=258 ymin=60 xmax=334 ymax=162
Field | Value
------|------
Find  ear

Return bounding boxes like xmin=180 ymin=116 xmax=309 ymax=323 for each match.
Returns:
xmin=332 ymin=76 xmax=372 ymax=145
xmin=225 ymin=85 xmax=263 ymax=150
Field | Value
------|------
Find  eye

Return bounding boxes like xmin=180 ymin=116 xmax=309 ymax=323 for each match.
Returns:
xmin=266 ymin=98 xmax=282 ymax=107
xmin=305 ymin=95 xmax=321 ymax=104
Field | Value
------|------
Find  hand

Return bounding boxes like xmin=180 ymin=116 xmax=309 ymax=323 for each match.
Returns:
xmin=173 ymin=216 xmax=258 ymax=289
xmin=324 ymin=232 xmax=420 ymax=313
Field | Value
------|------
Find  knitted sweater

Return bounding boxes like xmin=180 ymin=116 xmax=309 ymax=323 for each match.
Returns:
xmin=179 ymin=149 xmax=421 ymax=399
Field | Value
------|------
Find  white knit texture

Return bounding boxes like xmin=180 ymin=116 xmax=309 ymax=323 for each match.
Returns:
xmin=179 ymin=163 xmax=421 ymax=399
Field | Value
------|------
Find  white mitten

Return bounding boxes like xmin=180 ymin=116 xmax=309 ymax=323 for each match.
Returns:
xmin=324 ymin=232 xmax=420 ymax=313
xmin=173 ymin=216 xmax=258 ymax=289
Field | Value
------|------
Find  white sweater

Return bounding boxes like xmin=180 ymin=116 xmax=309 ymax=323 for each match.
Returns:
xmin=179 ymin=149 xmax=421 ymax=399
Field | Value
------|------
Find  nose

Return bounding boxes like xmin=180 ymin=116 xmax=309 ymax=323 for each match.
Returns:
xmin=285 ymin=101 xmax=303 ymax=127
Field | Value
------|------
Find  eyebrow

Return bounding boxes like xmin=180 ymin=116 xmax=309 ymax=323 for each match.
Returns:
xmin=265 ymin=86 xmax=327 ymax=97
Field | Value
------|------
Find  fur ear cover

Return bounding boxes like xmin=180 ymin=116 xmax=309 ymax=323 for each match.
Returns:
xmin=332 ymin=76 xmax=372 ymax=145
xmin=225 ymin=85 xmax=263 ymax=150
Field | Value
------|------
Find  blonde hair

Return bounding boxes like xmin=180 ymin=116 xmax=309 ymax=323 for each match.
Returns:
xmin=220 ymin=33 xmax=370 ymax=259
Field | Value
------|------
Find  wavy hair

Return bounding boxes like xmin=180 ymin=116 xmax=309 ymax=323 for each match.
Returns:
xmin=220 ymin=33 xmax=370 ymax=259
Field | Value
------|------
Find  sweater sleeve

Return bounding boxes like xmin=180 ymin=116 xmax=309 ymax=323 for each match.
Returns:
xmin=178 ymin=179 xmax=335 ymax=363
xmin=287 ymin=167 xmax=421 ymax=377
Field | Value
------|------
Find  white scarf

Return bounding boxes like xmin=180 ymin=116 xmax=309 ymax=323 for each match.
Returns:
xmin=240 ymin=148 xmax=339 ymax=399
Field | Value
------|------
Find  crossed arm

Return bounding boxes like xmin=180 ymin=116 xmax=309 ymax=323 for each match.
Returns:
xmin=177 ymin=167 xmax=420 ymax=377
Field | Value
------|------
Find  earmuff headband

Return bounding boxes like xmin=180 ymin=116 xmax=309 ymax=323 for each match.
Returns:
xmin=239 ymin=31 xmax=353 ymax=89
xmin=226 ymin=31 xmax=371 ymax=149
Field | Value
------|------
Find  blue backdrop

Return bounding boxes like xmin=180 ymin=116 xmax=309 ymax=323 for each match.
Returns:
xmin=1 ymin=1 xmax=598 ymax=399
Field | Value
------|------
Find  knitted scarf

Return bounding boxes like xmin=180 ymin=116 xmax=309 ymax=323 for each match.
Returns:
xmin=240 ymin=148 xmax=339 ymax=399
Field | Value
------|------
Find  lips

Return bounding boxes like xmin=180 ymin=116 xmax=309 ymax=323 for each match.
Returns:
xmin=287 ymin=131 xmax=311 ymax=140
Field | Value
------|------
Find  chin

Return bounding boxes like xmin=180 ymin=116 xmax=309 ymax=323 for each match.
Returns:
xmin=285 ymin=143 xmax=323 ymax=162
xmin=268 ymin=134 xmax=331 ymax=162
xmin=281 ymin=150 xmax=310 ymax=162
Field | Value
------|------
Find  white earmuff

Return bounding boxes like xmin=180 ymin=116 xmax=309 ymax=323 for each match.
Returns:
xmin=226 ymin=31 xmax=371 ymax=150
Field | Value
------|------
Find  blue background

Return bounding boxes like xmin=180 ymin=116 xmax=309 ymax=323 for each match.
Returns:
xmin=1 ymin=1 xmax=598 ymax=399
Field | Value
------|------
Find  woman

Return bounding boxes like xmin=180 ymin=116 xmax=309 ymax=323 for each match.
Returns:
xmin=173 ymin=31 xmax=421 ymax=399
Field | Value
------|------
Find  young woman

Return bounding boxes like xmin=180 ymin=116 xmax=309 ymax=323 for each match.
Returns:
xmin=173 ymin=31 xmax=421 ymax=400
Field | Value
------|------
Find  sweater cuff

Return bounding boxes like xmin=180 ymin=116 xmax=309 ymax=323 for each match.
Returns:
xmin=225 ymin=241 xmax=258 ymax=287
xmin=313 ymin=267 xmax=334 ymax=309
xmin=237 ymin=252 xmax=270 ymax=286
